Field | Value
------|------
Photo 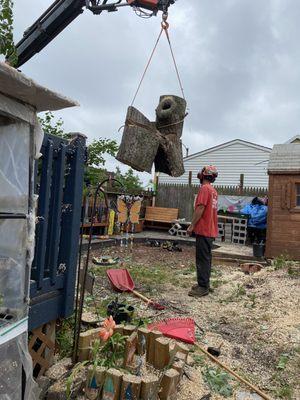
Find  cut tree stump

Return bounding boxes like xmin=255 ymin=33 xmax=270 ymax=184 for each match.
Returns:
xmin=155 ymin=95 xmax=186 ymax=138
xmin=153 ymin=337 xmax=170 ymax=370
xmin=120 ymin=374 xmax=141 ymax=399
xmin=159 ymin=368 xmax=180 ymax=400
xmin=85 ymin=366 xmax=106 ymax=399
xmin=146 ymin=330 xmax=162 ymax=365
xmin=116 ymin=106 xmax=160 ymax=173
xmin=102 ymin=368 xmax=123 ymax=400
xmin=137 ymin=327 xmax=150 ymax=355
xmin=140 ymin=375 xmax=160 ymax=400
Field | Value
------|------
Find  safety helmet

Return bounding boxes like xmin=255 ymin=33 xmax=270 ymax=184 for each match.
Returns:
xmin=197 ymin=165 xmax=218 ymax=182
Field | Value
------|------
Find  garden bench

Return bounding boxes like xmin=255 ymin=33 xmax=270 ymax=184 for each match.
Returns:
xmin=144 ymin=206 xmax=179 ymax=229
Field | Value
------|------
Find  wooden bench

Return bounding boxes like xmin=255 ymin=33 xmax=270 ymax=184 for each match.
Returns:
xmin=144 ymin=206 xmax=179 ymax=229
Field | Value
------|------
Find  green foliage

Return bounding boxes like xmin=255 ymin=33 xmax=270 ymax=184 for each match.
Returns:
xmin=276 ymin=353 xmax=290 ymax=370
xmin=273 ymin=254 xmax=291 ymax=270
xmin=56 ymin=316 xmax=74 ymax=359
xmin=115 ymin=166 xmax=143 ymax=192
xmin=193 ymin=354 xmax=205 ymax=367
xmin=38 ymin=112 xmax=66 ymax=138
xmin=87 ymin=138 xmax=118 ymax=168
xmin=97 ymin=333 xmax=127 ymax=368
xmin=219 ymin=283 xmax=246 ymax=304
xmin=202 ymin=366 xmax=233 ymax=397
xmin=0 ymin=0 xmax=17 ymax=66
xmin=66 ymin=361 xmax=88 ymax=400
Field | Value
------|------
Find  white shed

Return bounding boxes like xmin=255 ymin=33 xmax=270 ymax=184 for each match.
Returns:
xmin=158 ymin=139 xmax=271 ymax=188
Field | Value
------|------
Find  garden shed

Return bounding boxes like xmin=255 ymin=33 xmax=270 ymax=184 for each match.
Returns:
xmin=266 ymin=144 xmax=300 ymax=260
xmin=0 ymin=61 xmax=81 ymax=399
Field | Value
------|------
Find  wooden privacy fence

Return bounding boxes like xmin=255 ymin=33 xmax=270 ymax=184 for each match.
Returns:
xmin=29 ymin=132 xmax=86 ymax=330
xmin=155 ymin=183 xmax=268 ymax=221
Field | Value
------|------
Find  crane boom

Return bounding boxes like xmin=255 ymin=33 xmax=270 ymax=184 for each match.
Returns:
xmin=14 ymin=0 xmax=175 ymax=68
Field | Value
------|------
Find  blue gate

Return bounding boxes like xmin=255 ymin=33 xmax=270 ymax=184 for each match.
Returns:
xmin=29 ymin=132 xmax=86 ymax=330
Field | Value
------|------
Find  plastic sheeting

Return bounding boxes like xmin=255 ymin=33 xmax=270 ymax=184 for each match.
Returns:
xmin=0 ymin=122 xmax=30 ymax=214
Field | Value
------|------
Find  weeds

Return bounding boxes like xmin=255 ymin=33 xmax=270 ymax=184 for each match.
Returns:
xmin=202 ymin=366 xmax=233 ymax=397
xmin=245 ymin=293 xmax=257 ymax=308
xmin=193 ymin=354 xmax=205 ymax=367
xmin=219 ymin=283 xmax=246 ymax=303
xmin=56 ymin=316 xmax=75 ymax=359
xmin=276 ymin=353 xmax=290 ymax=370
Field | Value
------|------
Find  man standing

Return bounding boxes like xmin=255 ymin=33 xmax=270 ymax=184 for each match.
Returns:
xmin=187 ymin=166 xmax=218 ymax=297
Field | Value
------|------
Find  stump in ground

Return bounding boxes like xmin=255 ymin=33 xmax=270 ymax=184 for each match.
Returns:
xmin=120 ymin=374 xmax=141 ymax=399
xmin=140 ymin=375 xmax=160 ymax=400
xmin=146 ymin=330 xmax=162 ymax=364
xmin=137 ymin=327 xmax=150 ymax=356
xmin=123 ymin=332 xmax=138 ymax=368
xmin=85 ymin=366 xmax=106 ymax=400
xmin=159 ymin=368 xmax=180 ymax=400
xmin=116 ymin=106 xmax=160 ymax=173
xmin=102 ymin=368 xmax=123 ymax=400
xmin=153 ymin=337 xmax=170 ymax=370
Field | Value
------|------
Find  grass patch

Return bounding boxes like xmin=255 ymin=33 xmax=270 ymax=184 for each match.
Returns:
xmin=202 ymin=366 xmax=233 ymax=397
xmin=56 ymin=316 xmax=74 ymax=359
xmin=219 ymin=283 xmax=246 ymax=304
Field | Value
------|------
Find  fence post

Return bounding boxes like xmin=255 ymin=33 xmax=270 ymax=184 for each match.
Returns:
xmin=188 ymin=171 xmax=192 ymax=186
xmin=152 ymin=173 xmax=159 ymax=207
xmin=239 ymin=174 xmax=244 ymax=194
xmin=58 ymin=132 xmax=87 ymax=317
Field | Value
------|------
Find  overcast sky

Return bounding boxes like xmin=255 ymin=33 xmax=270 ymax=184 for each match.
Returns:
xmin=10 ymin=0 xmax=300 ymax=182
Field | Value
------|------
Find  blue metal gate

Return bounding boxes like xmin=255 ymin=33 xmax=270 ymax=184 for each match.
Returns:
xmin=29 ymin=133 xmax=86 ymax=330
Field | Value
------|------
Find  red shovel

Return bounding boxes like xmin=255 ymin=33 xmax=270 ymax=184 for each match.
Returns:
xmin=106 ymin=269 xmax=165 ymax=310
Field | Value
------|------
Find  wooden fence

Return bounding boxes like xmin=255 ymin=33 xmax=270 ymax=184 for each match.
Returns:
xmin=155 ymin=183 xmax=268 ymax=221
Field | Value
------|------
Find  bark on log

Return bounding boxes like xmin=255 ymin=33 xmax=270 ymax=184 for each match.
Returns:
xmin=154 ymin=95 xmax=186 ymax=176
xmin=155 ymin=95 xmax=187 ymax=138
xmin=153 ymin=337 xmax=170 ymax=370
xmin=140 ymin=375 xmax=159 ymax=400
xmin=120 ymin=375 xmax=141 ymax=400
xmin=116 ymin=106 xmax=160 ymax=173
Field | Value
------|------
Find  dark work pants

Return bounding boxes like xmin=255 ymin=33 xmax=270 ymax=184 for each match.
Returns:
xmin=196 ymin=235 xmax=214 ymax=289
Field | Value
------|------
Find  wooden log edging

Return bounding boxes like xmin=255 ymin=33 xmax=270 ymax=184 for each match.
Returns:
xmin=79 ymin=325 xmax=189 ymax=399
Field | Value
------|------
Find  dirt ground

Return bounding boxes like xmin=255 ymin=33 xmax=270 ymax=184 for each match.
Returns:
xmin=84 ymin=243 xmax=300 ymax=400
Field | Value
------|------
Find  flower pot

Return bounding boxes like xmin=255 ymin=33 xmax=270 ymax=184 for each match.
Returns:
xmin=107 ymin=302 xmax=134 ymax=324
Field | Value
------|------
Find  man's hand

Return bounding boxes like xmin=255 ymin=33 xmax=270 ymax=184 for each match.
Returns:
xmin=187 ymin=224 xmax=194 ymax=236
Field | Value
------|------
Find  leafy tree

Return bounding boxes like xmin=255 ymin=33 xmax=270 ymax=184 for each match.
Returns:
xmin=115 ymin=166 xmax=143 ymax=192
xmin=0 ymin=0 xmax=17 ymax=66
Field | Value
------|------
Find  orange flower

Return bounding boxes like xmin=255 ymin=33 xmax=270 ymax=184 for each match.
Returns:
xmin=99 ymin=316 xmax=116 ymax=341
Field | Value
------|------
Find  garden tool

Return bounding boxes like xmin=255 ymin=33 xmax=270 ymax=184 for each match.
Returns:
xmin=106 ymin=269 xmax=165 ymax=310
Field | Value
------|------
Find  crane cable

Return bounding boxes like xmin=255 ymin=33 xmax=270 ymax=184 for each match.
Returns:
xmin=131 ymin=13 xmax=186 ymax=106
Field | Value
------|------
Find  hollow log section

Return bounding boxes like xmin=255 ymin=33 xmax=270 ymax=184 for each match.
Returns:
xmin=79 ymin=325 xmax=189 ymax=399
xmin=116 ymin=95 xmax=186 ymax=177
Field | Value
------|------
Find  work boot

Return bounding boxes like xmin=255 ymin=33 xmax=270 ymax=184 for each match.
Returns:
xmin=188 ymin=285 xmax=209 ymax=297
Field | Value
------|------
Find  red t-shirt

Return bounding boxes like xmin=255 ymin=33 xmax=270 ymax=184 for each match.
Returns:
xmin=194 ymin=183 xmax=218 ymax=238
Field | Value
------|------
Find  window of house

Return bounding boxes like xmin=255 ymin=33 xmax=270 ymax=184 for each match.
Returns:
xmin=297 ymin=184 xmax=300 ymax=207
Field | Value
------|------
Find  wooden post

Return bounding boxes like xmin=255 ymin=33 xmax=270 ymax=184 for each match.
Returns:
xmin=102 ymin=368 xmax=123 ymax=400
xmin=172 ymin=360 xmax=185 ymax=380
xmin=78 ymin=331 xmax=91 ymax=361
xmin=123 ymin=332 xmax=138 ymax=368
xmin=140 ymin=375 xmax=160 ymax=400
xmin=120 ymin=375 xmax=141 ymax=399
xmin=159 ymin=369 xmax=180 ymax=400
xmin=85 ymin=365 xmax=106 ymax=399
xmin=123 ymin=325 xmax=136 ymax=336
xmin=239 ymin=173 xmax=244 ymax=194
xmin=188 ymin=171 xmax=192 ymax=186
xmin=137 ymin=327 xmax=150 ymax=355
xmin=152 ymin=173 xmax=159 ymax=207
xmin=153 ymin=337 xmax=170 ymax=370
xmin=146 ymin=330 xmax=162 ymax=365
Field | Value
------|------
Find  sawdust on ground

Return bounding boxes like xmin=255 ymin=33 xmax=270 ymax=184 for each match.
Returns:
xmin=88 ymin=244 xmax=300 ymax=400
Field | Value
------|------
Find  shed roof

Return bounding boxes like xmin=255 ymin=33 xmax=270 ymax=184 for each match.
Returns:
xmin=0 ymin=62 xmax=78 ymax=111
xmin=268 ymin=144 xmax=300 ymax=173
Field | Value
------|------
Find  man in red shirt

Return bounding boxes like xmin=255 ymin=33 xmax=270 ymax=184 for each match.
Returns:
xmin=187 ymin=166 xmax=218 ymax=297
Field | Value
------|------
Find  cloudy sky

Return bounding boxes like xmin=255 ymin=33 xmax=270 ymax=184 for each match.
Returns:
xmin=10 ymin=0 xmax=300 ymax=182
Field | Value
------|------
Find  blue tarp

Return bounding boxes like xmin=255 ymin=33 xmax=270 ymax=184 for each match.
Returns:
xmin=240 ymin=204 xmax=268 ymax=229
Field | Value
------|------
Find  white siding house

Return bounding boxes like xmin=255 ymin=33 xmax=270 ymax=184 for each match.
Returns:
xmin=158 ymin=139 xmax=272 ymax=188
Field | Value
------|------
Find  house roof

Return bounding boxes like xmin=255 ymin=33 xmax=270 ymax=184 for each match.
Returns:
xmin=268 ymin=144 xmax=300 ymax=173
xmin=0 ymin=62 xmax=78 ymax=112
xmin=184 ymin=139 xmax=272 ymax=161
xmin=285 ymin=135 xmax=300 ymax=144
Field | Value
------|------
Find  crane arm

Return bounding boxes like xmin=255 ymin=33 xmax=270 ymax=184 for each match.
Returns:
xmin=14 ymin=0 xmax=175 ymax=68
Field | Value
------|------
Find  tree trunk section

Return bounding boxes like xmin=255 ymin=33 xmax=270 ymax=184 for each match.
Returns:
xmin=116 ymin=106 xmax=160 ymax=173
xmin=156 ymin=95 xmax=187 ymax=138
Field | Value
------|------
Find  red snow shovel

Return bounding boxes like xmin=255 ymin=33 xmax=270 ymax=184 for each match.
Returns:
xmin=106 ymin=269 xmax=165 ymax=310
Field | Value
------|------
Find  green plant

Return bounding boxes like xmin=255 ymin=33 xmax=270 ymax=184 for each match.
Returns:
xmin=202 ymin=366 xmax=233 ymax=397
xmin=66 ymin=361 xmax=89 ymax=400
xmin=193 ymin=354 xmax=205 ymax=367
xmin=219 ymin=283 xmax=246 ymax=304
xmin=115 ymin=166 xmax=143 ymax=192
xmin=276 ymin=353 xmax=290 ymax=370
xmin=97 ymin=332 xmax=127 ymax=368
xmin=273 ymin=254 xmax=291 ymax=270
xmin=56 ymin=316 xmax=75 ymax=359
xmin=246 ymin=293 xmax=257 ymax=308
xmin=287 ymin=263 xmax=300 ymax=277
xmin=0 ymin=0 xmax=17 ymax=65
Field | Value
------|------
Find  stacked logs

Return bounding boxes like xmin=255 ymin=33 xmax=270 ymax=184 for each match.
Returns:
xmin=116 ymin=95 xmax=187 ymax=177
xmin=80 ymin=324 xmax=190 ymax=400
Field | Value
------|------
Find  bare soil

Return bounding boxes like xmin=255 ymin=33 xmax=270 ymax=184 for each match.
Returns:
xmin=85 ymin=243 xmax=300 ymax=400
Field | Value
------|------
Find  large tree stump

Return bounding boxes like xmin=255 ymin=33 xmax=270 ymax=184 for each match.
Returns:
xmin=154 ymin=95 xmax=186 ymax=176
xmin=116 ymin=106 xmax=160 ymax=173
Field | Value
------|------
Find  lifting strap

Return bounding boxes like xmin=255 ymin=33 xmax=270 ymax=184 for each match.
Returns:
xmin=131 ymin=13 xmax=186 ymax=106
